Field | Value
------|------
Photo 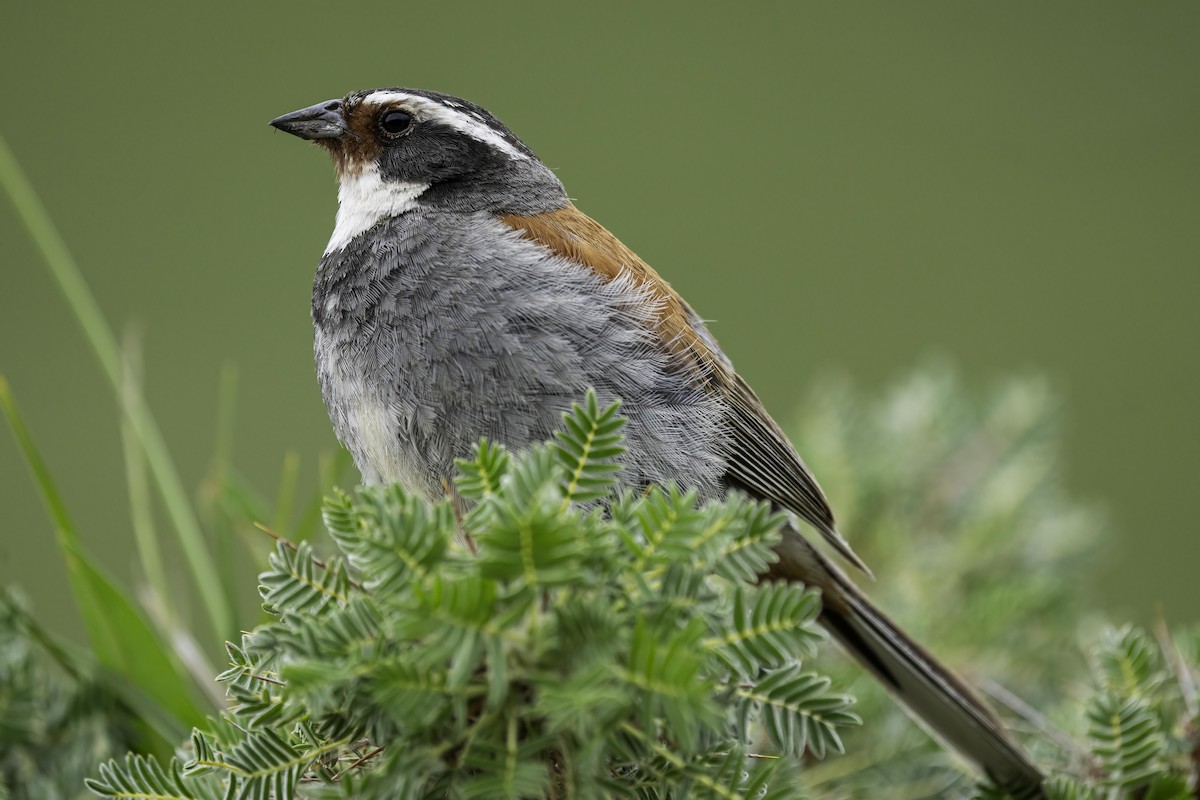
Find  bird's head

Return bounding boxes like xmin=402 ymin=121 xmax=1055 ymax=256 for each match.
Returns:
xmin=270 ymin=88 xmax=567 ymax=244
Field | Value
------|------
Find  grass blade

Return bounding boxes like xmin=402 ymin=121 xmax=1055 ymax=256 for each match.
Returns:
xmin=0 ymin=135 xmax=234 ymax=640
xmin=120 ymin=326 xmax=172 ymax=626
xmin=0 ymin=377 xmax=210 ymax=737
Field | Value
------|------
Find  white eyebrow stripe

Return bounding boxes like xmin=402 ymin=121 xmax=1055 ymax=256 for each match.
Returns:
xmin=362 ymin=90 xmax=528 ymax=161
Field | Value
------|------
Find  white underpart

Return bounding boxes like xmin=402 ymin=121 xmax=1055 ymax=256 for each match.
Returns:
xmin=349 ymin=393 xmax=417 ymax=490
xmin=362 ymin=90 xmax=529 ymax=161
xmin=315 ymin=330 xmax=427 ymax=494
xmin=325 ymin=164 xmax=428 ymax=255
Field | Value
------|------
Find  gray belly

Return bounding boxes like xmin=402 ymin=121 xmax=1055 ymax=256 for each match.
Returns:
xmin=312 ymin=210 xmax=729 ymax=502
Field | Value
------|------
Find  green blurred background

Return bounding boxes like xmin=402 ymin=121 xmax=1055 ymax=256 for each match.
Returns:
xmin=1 ymin=2 xmax=1196 ymax=642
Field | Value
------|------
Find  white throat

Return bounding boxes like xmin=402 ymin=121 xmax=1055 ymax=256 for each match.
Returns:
xmin=325 ymin=165 xmax=428 ymax=255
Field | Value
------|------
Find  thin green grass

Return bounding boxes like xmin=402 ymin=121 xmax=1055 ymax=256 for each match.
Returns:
xmin=0 ymin=134 xmax=234 ymax=641
xmin=119 ymin=327 xmax=171 ymax=626
xmin=0 ymin=378 xmax=207 ymax=746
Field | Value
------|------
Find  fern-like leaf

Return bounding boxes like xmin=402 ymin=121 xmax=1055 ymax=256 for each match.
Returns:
xmin=738 ymin=664 xmax=860 ymax=758
xmin=405 ymin=573 xmax=499 ymax=688
xmin=553 ymin=389 xmax=627 ymax=505
xmin=253 ymin=596 xmax=384 ymax=669
xmin=215 ymin=640 xmax=289 ymax=730
xmin=258 ymin=540 xmax=351 ymax=617
xmin=976 ymin=778 xmax=1086 ymax=800
xmin=622 ymin=617 xmax=723 ymax=750
xmin=458 ymin=723 xmax=552 ymax=800
xmin=324 ymin=486 xmax=452 ymax=597
xmin=221 ymin=729 xmax=306 ymax=800
xmin=624 ymin=485 xmax=709 ymax=571
xmin=1087 ymin=691 xmax=1165 ymax=788
xmin=83 ymin=390 xmax=860 ymax=800
xmin=455 ymin=438 xmax=511 ymax=501
xmin=707 ymin=584 xmax=824 ymax=677
xmin=1044 ymin=777 xmax=1097 ymax=800
xmin=475 ymin=451 xmax=584 ymax=588
xmin=705 ymin=495 xmax=786 ymax=583
xmin=1096 ymin=625 xmax=1164 ymax=698
xmin=85 ymin=754 xmax=196 ymax=799
xmin=367 ymin=658 xmax=451 ymax=730
xmin=624 ymin=745 xmax=801 ymax=800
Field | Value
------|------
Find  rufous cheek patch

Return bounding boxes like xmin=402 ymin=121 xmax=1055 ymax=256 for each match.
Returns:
xmin=320 ymin=104 xmax=386 ymax=177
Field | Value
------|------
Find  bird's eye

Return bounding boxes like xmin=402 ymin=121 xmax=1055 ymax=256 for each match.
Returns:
xmin=379 ymin=109 xmax=413 ymax=138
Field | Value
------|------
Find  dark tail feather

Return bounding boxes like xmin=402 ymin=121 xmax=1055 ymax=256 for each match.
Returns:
xmin=770 ymin=529 xmax=1046 ymax=796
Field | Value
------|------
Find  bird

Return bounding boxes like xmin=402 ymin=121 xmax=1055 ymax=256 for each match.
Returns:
xmin=269 ymin=87 xmax=1046 ymax=794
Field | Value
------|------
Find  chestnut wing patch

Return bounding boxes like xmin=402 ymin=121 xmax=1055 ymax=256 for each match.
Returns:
xmin=500 ymin=206 xmax=867 ymax=573
xmin=500 ymin=207 xmax=723 ymax=379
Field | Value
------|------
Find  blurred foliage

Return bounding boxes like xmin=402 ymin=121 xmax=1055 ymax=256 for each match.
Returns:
xmin=0 ymin=590 xmax=140 ymax=800
xmin=975 ymin=624 xmax=1200 ymax=799
xmin=794 ymin=368 xmax=1101 ymax=795
xmin=789 ymin=368 xmax=1199 ymax=797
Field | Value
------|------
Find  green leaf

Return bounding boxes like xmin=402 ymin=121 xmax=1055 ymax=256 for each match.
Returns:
xmin=475 ymin=451 xmax=584 ymax=588
xmin=323 ymin=486 xmax=452 ymax=596
xmin=1087 ymin=691 xmax=1165 ymax=788
xmin=737 ymin=664 xmax=861 ymax=758
xmin=258 ymin=540 xmax=352 ymax=617
xmin=455 ymin=438 xmax=511 ymax=502
xmin=221 ymin=728 xmax=305 ymax=799
xmin=74 ymin=389 xmax=845 ymax=799
xmin=624 ymin=485 xmax=709 ymax=571
xmin=1141 ymin=774 xmax=1192 ymax=800
xmin=1043 ymin=777 xmax=1096 ymax=800
xmin=85 ymin=754 xmax=197 ymax=799
xmin=216 ymin=640 xmax=291 ymax=730
xmin=553 ymin=388 xmax=627 ymax=505
xmin=977 ymin=778 xmax=1083 ymax=800
xmin=706 ymin=584 xmax=824 ymax=677
xmin=706 ymin=496 xmax=786 ymax=583
xmin=405 ymin=573 xmax=499 ymax=685
xmin=459 ymin=714 xmax=552 ymax=800
xmin=1095 ymin=625 xmax=1164 ymax=698
xmin=622 ymin=617 xmax=723 ymax=750
xmin=250 ymin=595 xmax=383 ymax=664
xmin=0 ymin=378 xmax=208 ymax=743
xmin=118 ymin=329 xmax=172 ymax=631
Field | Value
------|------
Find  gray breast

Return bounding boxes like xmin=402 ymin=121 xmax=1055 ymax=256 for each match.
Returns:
xmin=312 ymin=209 xmax=729 ymax=502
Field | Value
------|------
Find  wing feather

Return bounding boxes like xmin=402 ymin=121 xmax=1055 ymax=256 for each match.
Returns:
xmin=501 ymin=205 xmax=870 ymax=574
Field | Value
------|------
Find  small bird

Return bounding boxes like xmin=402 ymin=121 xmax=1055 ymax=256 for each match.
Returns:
xmin=270 ymin=87 xmax=1045 ymax=792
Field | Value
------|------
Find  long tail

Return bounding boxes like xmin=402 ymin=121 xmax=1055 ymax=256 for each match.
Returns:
xmin=769 ymin=528 xmax=1046 ymax=796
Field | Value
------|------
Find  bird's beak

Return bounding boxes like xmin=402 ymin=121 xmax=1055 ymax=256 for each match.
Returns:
xmin=269 ymin=99 xmax=347 ymax=140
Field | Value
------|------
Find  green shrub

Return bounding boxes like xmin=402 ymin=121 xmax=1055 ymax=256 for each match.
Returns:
xmin=85 ymin=393 xmax=858 ymax=799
